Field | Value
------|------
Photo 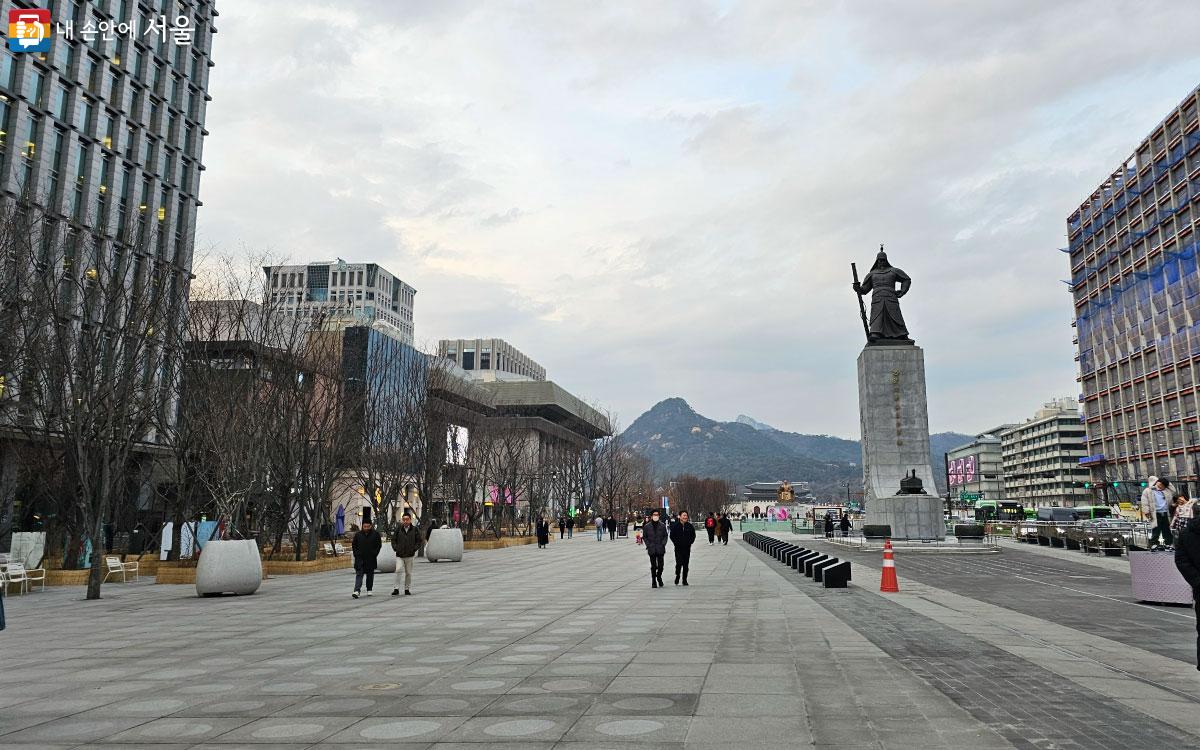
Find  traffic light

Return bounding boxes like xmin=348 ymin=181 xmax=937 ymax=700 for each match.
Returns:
xmin=1112 ymin=482 xmax=1120 ymax=488
xmin=1140 ymin=481 xmax=1148 ymax=487
xmin=1083 ymin=482 xmax=1091 ymax=489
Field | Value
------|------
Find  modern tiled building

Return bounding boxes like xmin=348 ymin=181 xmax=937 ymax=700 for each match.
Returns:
xmin=438 ymin=338 xmax=546 ymax=381
xmin=1000 ymin=398 xmax=1090 ymax=508
xmin=947 ymin=426 xmax=1012 ymax=506
xmin=264 ymin=260 xmax=416 ymax=345
xmin=1 ymin=0 xmax=216 ymax=292
xmin=1068 ymin=85 xmax=1200 ymax=500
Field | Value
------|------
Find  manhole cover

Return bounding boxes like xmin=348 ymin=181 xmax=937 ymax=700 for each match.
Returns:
xmin=360 ymin=682 xmax=402 ymax=691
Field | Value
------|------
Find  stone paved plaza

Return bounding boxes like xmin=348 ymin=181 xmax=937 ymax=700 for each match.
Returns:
xmin=1 ymin=532 xmax=1198 ymax=749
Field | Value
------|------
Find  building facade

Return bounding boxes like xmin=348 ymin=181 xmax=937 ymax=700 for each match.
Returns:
xmin=1000 ymin=399 xmax=1090 ymax=507
xmin=1 ymin=0 xmax=214 ymax=285
xmin=947 ymin=428 xmax=1010 ymax=506
xmin=264 ymin=261 xmax=416 ymax=345
xmin=1069 ymin=86 xmax=1200 ymax=500
xmin=438 ymin=338 xmax=546 ymax=381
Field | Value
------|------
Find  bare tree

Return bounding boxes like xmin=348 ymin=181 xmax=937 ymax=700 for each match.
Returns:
xmin=0 ymin=201 xmax=183 ymax=598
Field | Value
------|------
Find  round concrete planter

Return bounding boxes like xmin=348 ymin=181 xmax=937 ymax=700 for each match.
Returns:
xmin=425 ymin=528 xmax=464 ymax=562
xmin=195 ymin=540 xmax=262 ymax=596
xmin=376 ymin=545 xmax=397 ymax=573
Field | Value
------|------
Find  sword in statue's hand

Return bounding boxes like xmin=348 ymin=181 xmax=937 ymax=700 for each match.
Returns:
xmin=851 ymin=262 xmax=869 ymax=341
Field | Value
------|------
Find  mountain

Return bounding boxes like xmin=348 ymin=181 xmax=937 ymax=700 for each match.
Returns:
xmin=735 ymin=414 xmax=775 ymax=431
xmin=623 ymin=398 xmax=971 ymax=499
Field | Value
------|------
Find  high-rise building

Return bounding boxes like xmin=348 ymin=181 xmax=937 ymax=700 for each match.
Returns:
xmin=438 ymin=338 xmax=546 ymax=381
xmin=0 ymin=0 xmax=216 ymax=286
xmin=1068 ymin=85 xmax=1200 ymax=500
xmin=264 ymin=260 xmax=416 ymax=345
xmin=1000 ymin=399 xmax=1089 ymax=508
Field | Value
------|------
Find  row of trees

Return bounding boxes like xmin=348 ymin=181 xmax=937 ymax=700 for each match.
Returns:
xmin=0 ymin=202 xmax=659 ymax=597
xmin=667 ymin=474 xmax=734 ymax=518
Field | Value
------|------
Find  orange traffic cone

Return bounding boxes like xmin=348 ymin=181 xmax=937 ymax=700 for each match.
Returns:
xmin=880 ymin=539 xmax=899 ymax=593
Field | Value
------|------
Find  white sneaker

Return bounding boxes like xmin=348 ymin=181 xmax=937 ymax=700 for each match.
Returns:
xmin=366 ymin=590 xmax=374 ymax=596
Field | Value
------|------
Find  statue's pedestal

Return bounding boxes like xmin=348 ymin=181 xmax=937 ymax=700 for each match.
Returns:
xmin=858 ymin=343 xmax=944 ymax=540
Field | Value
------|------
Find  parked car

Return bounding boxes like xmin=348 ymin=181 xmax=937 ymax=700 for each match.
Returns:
xmin=1070 ymin=519 xmax=1135 ymax=556
xmin=1014 ymin=520 xmax=1039 ymax=543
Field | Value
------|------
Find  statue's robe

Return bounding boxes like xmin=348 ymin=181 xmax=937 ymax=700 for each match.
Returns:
xmin=858 ymin=266 xmax=911 ymax=340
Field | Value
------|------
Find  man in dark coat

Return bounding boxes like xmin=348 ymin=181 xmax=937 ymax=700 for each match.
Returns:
xmin=1174 ymin=514 xmax=1200 ymax=670
xmin=839 ymin=513 xmax=852 ymax=538
xmin=351 ymin=519 xmax=382 ymax=598
xmin=642 ymin=509 xmax=669 ymax=588
xmin=390 ymin=512 xmax=423 ymax=596
xmin=607 ymin=514 xmax=617 ymax=540
xmin=670 ymin=511 xmax=697 ymax=585
xmin=718 ymin=513 xmax=732 ymax=545
xmin=566 ymin=515 xmax=575 ymax=538
xmin=824 ymin=513 xmax=835 ymax=538
xmin=558 ymin=516 xmax=566 ymax=539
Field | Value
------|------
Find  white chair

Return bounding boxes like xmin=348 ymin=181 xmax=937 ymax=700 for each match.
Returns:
xmin=322 ymin=542 xmax=335 ymax=556
xmin=102 ymin=555 xmax=139 ymax=583
xmin=18 ymin=563 xmax=45 ymax=592
xmin=334 ymin=543 xmax=348 ymax=555
xmin=3 ymin=563 xmax=29 ymax=595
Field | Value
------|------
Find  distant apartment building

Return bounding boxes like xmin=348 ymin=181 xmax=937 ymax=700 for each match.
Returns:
xmin=264 ymin=260 xmax=416 ymax=345
xmin=947 ymin=426 xmax=1012 ymax=505
xmin=1068 ymin=85 xmax=1200 ymax=499
xmin=438 ymin=338 xmax=546 ymax=381
xmin=1000 ymin=399 xmax=1090 ymax=507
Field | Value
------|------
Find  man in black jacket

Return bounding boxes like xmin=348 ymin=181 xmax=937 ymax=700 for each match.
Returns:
xmin=351 ymin=520 xmax=382 ymax=599
xmin=670 ymin=511 xmax=697 ymax=586
xmin=642 ymin=509 xmax=669 ymax=588
xmin=1174 ymin=514 xmax=1200 ymax=670
xmin=390 ymin=512 xmax=424 ymax=596
xmin=718 ymin=513 xmax=732 ymax=545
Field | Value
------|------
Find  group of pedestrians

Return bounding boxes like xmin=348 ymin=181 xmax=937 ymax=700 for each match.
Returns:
xmin=1140 ymin=475 xmax=1198 ymax=549
xmin=822 ymin=512 xmax=852 ymax=538
xmin=702 ymin=512 xmax=732 ymax=545
xmin=348 ymin=511 xmax=425 ymax=599
xmin=640 ymin=509 xmax=699 ymax=587
xmin=595 ymin=514 xmax=621 ymax=541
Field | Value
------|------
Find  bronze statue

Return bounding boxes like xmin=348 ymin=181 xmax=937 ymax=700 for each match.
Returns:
xmin=777 ymin=481 xmax=794 ymax=503
xmin=852 ymin=245 xmax=912 ymax=344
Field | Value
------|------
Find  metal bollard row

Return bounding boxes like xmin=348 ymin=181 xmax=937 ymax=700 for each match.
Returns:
xmin=742 ymin=531 xmax=851 ymax=588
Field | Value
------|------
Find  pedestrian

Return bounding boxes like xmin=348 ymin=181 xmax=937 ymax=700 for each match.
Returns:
xmin=351 ymin=519 xmax=382 ymax=599
xmin=824 ymin=512 xmax=834 ymax=539
xmin=1171 ymin=495 xmax=1195 ymax=536
xmin=1142 ymin=477 xmax=1174 ymax=549
xmin=607 ymin=514 xmax=617 ymax=540
xmin=558 ymin=516 xmax=566 ymax=539
xmin=595 ymin=514 xmax=605 ymax=541
xmin=566 ymin=515 xmax=575 ymax=538
xmin=389 ymin=511 xmax=423 ymax=596
xmin=642 ymin=509 xmax=669 ymax=588
xmin=704 ymin=512 xmax=716 ymax=545
xmin=536 ymin=516 xmax=550 ymax=548
xmin=1173 ymin=510 xmax=1200 ymax=670
xmin=839 ymin=513 xmax=851 ymax=538
xmin=670 ymin=510 xmax=696 ymax=585
xmin=718 ymin=513 xmax=732 ymax=545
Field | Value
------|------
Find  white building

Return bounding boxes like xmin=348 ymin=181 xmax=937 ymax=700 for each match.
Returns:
xmin=264 ymin=260 xmax=416 ymax=345
xmin=438 ymin=338 xmax=546 ymax=381
xmin=1001 ymin=398 xmax=1090 ymax=507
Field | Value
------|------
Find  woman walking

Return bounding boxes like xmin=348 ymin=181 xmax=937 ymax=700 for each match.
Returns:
xmin=536 ymin=516 xmax=551 ymax=549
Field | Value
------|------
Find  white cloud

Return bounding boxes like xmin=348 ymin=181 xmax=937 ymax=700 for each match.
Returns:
xmin=196 ymin=0 xmax=1200 ymax=437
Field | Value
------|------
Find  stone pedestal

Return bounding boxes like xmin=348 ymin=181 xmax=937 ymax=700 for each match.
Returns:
xmin=858 ymin=344 xmax=944 ymax=540
xmin=195 ymin=540 xmax=262 ymax=596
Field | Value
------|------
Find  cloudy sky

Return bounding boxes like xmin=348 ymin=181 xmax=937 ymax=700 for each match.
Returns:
xmin=196 ymin=1 xmax=1200 ymax=438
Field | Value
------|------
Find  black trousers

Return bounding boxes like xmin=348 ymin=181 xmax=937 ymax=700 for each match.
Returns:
xmin=706 ymin=528 xmax=715 ymax=543
xmin=674 ymin=550 xmax=690 ymax=581
xmin=1194 ymin=598 xmax=1199 ymax=669
xmin=1150 ymin=513 xmax=1174 ymax=546
xmin=649 ymin=554 xmax=664 ymax=581
xmin=608 ymin=528 xmax=616 ymax=539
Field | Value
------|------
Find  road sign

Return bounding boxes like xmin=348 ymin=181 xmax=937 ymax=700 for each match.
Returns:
xmin=959 ymin=491 xmax=982 ymax=502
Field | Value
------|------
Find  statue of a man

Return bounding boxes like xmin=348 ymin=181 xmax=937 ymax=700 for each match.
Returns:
xmin=852 ymin=248 xmax=912 ymax=342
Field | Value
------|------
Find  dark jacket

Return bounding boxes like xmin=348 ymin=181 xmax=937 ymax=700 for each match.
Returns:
xmin=670 ymin=521 xmax=696 ymax=550
xmin=1175 ymin=516 xmax=1200 ymax=598
xmin=839 ymin=516 xmax=851 ymax=532
xmin=536 ymin=520 xmax=550 ymax=543
xmin=642 ymin=519 xmax=669 ymax=555
xmin=390 ymin=524 xmax=423 ymax=558
xmin=352 ymin=528 xmax=382 ymax=561
xmin=718 ymin=516 xmax=732 ymax=533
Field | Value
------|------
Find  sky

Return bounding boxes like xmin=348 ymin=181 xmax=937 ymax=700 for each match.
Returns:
xmin=195 ymin=0 xmax=1200 ymax=439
